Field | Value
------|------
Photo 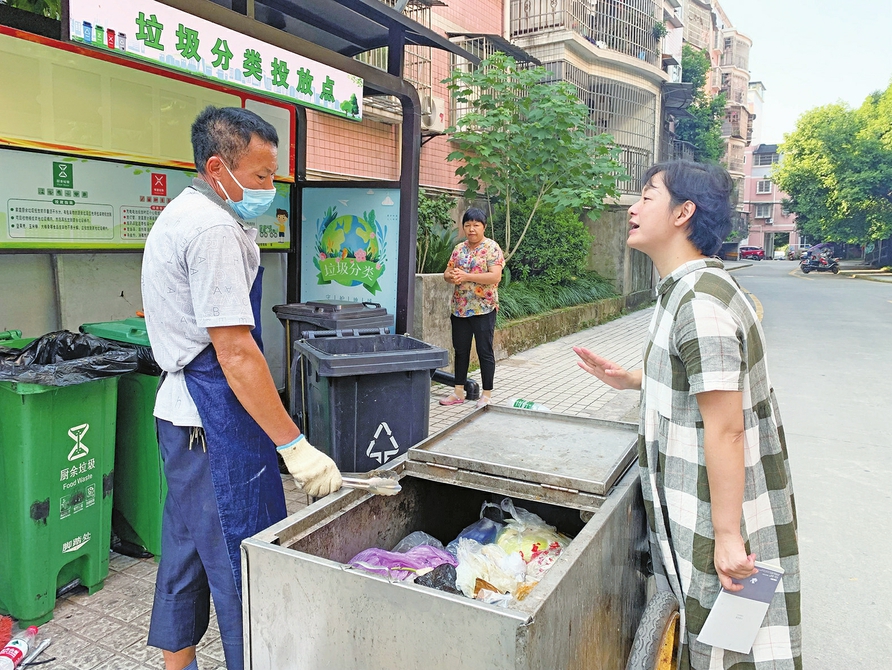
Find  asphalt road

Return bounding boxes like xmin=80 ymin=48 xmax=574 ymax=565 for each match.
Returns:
xmin=732 ymin=259 xmax=892 ymax=668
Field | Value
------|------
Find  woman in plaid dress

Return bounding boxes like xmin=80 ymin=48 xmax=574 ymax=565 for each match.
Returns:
xmin=575 ymin=161 xmax=800 ymax=669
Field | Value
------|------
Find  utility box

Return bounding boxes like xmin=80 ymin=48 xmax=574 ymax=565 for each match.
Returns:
xmin=243 ymin=407 xmax=647 ymax=669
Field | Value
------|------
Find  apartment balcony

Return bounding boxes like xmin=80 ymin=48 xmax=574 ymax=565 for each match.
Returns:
xmin=720 ymin=35 xmax=750 ymax=72
xmin=669 ymin=138 xmax=695 ymax=162
xmin=510 ymin=0 xmax=663 ymax=68
xmin=721 ymin=115 xmax=747 ymax=140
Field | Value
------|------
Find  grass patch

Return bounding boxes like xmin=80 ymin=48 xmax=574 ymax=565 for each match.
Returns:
xmin=496 ymin=272 xmax=618 ymax=327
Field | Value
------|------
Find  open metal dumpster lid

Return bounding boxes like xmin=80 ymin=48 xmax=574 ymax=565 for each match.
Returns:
xmin=405 ymin=405 xmax=637 ymax=513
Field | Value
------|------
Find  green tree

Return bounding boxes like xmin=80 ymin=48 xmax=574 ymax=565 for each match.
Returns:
xmin=415 ymin=189 xmax=457 ymax=273
xmin=490 ymin=199 xmax=593 ymax=285
xmin=6 ymin=0 xmax=60 ymax=19
xmin=445 ymin=53 xmax=624 ymax=264
xmin=674 ymin=45 xmax=726 ymax=163
xmin=773 ymin=82 xmax=892 ymax=244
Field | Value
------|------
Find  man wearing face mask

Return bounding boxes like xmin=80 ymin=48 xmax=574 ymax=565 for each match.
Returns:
xmin=141 ymin=106 xmax=342 ymax=670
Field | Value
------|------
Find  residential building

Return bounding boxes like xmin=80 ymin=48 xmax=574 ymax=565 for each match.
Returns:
xmin=742 ymin=143 xmax=803 ymax=256
xmin=508 ymin=0 xmax=677 ymax=191
xmin=740 ymin=79 xmax=804 ymax=256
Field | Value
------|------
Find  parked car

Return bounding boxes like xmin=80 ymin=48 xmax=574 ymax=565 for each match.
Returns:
xmin=739 ymin=246 xmax=765 ymax=261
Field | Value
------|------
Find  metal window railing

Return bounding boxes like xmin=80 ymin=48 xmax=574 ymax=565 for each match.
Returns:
xmin=720 ymin=71 xmax=748 ymax=105
xmin=722 ymin=109 xmax=747 ymax=139
xmin=670 ymin=138 xmax=696 ymax=162
xmin=355 ymin=1 xmax=433 ymax=115
xmin=726 ymin=144 xmax=745 ymax=174
xmin=544 ymin=60 xmax=656 ymax=193
xmin=683 ymin=0 xmax=712 ymax=50
xmin=510 ymin=0 xmax=662 ymax=66
xmin=721 ymin=36 xmax=749 ymax=71
xmin=448 ymin=36 xmax=534 ymax=124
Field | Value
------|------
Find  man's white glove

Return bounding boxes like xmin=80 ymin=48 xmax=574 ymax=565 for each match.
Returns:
xmin=277 ymin=435 xmax=342 ymax=497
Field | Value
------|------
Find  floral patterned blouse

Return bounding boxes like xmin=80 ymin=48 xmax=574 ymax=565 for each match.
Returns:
xmin=448 ymin=237 xmax=505 ymax=317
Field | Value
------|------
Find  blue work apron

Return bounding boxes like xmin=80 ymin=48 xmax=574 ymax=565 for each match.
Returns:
xmin=184 ymin=267 xmax=287 ymax=593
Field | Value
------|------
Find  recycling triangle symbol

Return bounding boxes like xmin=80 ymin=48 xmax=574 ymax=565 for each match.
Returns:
xmin=366 ymin=422 xmax=400 ymax=465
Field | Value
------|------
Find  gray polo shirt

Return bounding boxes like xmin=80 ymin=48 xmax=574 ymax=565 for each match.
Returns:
xmin=141 ymin=178 xmax=259 ymax=426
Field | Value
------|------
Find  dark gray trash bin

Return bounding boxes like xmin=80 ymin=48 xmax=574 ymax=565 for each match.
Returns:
xmin=274 ymin=301 xmax=392 ymax=363
xmin=292 ymin=331 xmax=448 ymax=472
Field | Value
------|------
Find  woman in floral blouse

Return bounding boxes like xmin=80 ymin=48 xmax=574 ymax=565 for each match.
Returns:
xmin=440 ymin=208 xmax=504 ymax=408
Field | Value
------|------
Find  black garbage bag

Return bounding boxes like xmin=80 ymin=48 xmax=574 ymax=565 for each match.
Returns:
xmin=130 ymin=343 xmax=162 ymax=376
xmin=0 ymin=331 xmax=138 ymax=386
xmin=415 ymin=563 xmax=462 ymax=595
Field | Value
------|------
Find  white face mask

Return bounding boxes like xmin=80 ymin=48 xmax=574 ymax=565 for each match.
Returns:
xmin=217 ymin=161 xmax=276 ymax=220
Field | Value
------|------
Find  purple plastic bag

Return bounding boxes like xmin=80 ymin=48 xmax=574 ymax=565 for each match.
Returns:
xmin=348 ymin=544 xmax=458 ymax=580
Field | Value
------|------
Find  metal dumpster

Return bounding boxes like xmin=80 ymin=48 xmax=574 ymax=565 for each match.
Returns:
xmin=242 ymin=406 xmax=648 ymax=670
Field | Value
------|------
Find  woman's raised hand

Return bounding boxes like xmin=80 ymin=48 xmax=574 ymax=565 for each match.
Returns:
xmin=573 ymin=346 xmax=642 ymax=391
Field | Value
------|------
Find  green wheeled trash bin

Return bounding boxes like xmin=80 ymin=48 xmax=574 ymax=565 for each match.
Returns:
xmin=81 ymin=317 xmax=166 ymax=559
xmin=0 ymin=331 xmax=136 ymax=625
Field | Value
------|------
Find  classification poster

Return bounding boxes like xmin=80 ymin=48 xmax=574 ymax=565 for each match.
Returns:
xmin=0 ymin=148 xmax=291 ymax=250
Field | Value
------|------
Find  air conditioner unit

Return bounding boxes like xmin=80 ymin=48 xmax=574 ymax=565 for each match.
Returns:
xmin=766 ymin=218 xmax=773 ymax=224
xmin=421 ymin=96 xmax=447 ymax=133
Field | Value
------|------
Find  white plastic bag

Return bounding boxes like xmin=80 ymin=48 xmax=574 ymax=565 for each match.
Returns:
xmin=495 ymin=498 xmax=570 ymax=562
xmin=454 ymin=538 xmax=526 ymax=598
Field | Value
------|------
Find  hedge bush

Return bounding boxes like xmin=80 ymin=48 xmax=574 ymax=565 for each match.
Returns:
xmin=489 ymin=200 xmax=594 ymax=285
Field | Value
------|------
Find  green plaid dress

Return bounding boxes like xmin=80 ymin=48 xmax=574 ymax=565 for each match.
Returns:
xmin=639 ymin=259 xmax=801 ymax=669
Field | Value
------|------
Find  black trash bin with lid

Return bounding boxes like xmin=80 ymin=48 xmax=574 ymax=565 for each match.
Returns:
xmin=293 ymin=331 xmax=448 ymax=473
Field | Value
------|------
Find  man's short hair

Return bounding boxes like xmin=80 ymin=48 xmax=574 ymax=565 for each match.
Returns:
xmin=191 ymin=106 xmax=278 ymax=174
xmin=642 ymin=160 xmax=733 ymax=257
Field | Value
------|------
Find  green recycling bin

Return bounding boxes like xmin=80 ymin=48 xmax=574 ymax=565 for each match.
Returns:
xmin=0 ymin=335 xmax=119 ymax=626
xmin=81 ymin=317 xmax=167 ymax=559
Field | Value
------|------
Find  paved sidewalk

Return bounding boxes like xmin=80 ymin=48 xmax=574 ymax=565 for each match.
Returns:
xmin=429 ymin=306 xmax=652 ymax=431
xmin=8 ymin=305 xmax=657 ymax=669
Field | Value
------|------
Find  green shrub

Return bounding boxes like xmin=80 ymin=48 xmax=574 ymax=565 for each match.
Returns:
xmin=490 ymin=200 xmax=593 ymax=285
xmin=496 ymin=273 xmax=617 ymax=326
xmin=416 ymin=190 xmax=458 ymax=273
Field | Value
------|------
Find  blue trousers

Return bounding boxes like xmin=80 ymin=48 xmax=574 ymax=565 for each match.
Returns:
xmin=148 ymin=420 xmax=244 ymax=670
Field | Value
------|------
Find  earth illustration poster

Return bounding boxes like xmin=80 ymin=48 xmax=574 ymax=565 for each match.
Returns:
xmin=300 ymin=187 xmax=399 ymax=317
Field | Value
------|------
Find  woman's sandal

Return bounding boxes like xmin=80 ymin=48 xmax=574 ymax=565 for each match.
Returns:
xmin=475 ymin=396 xmax=491 ymax=409
xmin=438 ymin=393 xmax=465 ymax=406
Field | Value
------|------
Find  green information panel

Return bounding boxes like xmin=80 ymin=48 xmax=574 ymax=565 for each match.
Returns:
xmin=0 ymin=149 xmax=291 ymax=251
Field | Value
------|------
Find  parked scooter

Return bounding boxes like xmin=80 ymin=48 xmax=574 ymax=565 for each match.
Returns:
xmin=800 ymin=249 xmax=839 ymax=274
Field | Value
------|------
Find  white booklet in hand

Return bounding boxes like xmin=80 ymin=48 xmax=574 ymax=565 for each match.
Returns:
xmin=697 ymin=561 xmax=785 ymax=654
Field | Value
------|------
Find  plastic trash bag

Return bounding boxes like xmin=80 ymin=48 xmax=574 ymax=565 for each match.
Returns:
xmin=495 ymin=498 xmax=570 ymax=563
xmin=525 ymin=547 xmax=562 ymax=581
xmin=392 ymin=531 xmax=444 ymax=553
xmin=130 ymin=343 xmax=162 ymax=376
xmin=348 ymin=544 xmax=457 ymax=581
xmin=454 ymin=538 xmax=526 ymax=598
xmin=414 ymin=563 xmax=461 ymax=595
xmin=0 ymin=331 xmax=137 ymax=386
xmin=446 ymin=501 xmax=505 ymax=556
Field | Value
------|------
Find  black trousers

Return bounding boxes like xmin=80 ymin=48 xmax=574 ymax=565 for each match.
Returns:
xmin=451 ymin=310 xmax=496 ymax=391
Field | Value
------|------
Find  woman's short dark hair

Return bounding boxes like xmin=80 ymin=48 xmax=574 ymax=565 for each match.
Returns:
xmin=191 ymin=106 xmax=278 ymax=174
xmin=462 ymin=207 xmax=487 ymax=226
xmin=642 ymin=160 xmax=733 ymax=257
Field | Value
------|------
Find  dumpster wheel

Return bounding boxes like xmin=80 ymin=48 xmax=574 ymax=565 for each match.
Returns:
xmin=625 ymin=590 xmax=680 ymax=670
